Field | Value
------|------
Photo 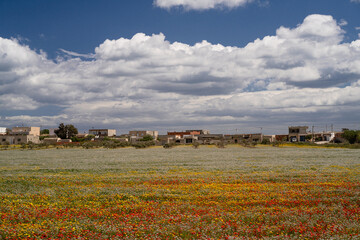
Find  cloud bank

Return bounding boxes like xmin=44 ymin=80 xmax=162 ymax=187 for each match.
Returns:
xmin=1 ymin=14 xmax=360 ymax=133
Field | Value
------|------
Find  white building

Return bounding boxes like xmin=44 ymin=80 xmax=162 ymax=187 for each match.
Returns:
xmin=0 ymin=127 xmax=7 ymax=135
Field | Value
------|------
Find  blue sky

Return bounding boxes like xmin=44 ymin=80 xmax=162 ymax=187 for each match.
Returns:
xmin=1 ymin=0 xmax=360 ymax=56
xmin=1 ymin=0 xmax=360 ymax=134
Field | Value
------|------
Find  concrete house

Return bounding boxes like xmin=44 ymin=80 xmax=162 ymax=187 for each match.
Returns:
xmin=1 ymin=127 xmax=40 ymax=145
xmin=11 ymin=127 xmax=40 ymax=136
xmin=231 ymin=133 xmax=263 ymax=144
xmin=157 ymin=135 xmax=176 ymax=145
xmin=89 ymin=129 xmax=116 ymax=137
xmin=167 ymin=131 xmax=201 ymax=139
xmin=288 ymin=126 xmax=309 ymax=142
xmin=183 ymin=135 xmax=198 ymax=144
xmin=197 ymin=134 xmax=224 ymax=145
xmin=129 ymin=130 xmax=158 ymax=142
xmin=263 ymin=135 xmax=276 ymax=143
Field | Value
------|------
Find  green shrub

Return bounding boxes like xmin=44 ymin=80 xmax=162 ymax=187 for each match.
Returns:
xmin=139 ymin=135 xmax=154 ymax=141
xmin=192 ymin=142 xmax=200 ymax=149
xmin=163 ymin=143 xmax=176 ymax=149
xmin=342 ymin=130 xmax=360 ymax=144
xmin=133 ymin=141 xmax=155 ymax=149
xmin=216 ymin=141 xmax=226 ymax=148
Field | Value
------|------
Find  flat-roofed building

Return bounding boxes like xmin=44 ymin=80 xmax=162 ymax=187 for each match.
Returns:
xmin=263 ymin=135 xmax=276 ymax=143
xmin=11 ymin=127 xmax=40 ymax=136
xmin=230 ymin=133 xmax=263 ymax=143
xmin=288 ymin=126 xmax=309 ymax=142
xmin=129 ymin=130 xmax=158 ymax=139
xmin=89 ymin=129 xmax=116 ymax=137
xmin=197 ymin=134 xmax=224 ymax=145
xmin=1 ymin=126 xmax=41 ymax=145
xmin=157 ymin=135 xmax=175 ymax=145
xmin=167 ymin=131 xmax=201 ymax=138
xmin=1 ymin=135 xmax=40 ymax=145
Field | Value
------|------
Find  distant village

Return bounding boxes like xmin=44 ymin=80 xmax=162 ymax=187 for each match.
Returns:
xmin=0 ymin=125 xmax=348 ymax=146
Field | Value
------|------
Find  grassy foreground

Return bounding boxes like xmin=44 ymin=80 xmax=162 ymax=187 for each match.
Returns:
xmin=0 ymin=146 xmax=360 ymax=239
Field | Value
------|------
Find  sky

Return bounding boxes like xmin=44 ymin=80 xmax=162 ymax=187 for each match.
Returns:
xmin=1 ymin=0 xmax=360 ymax=134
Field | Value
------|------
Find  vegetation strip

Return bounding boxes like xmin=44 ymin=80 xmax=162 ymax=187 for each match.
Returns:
xmin=0 ymin=147 xmax=359 ymax=239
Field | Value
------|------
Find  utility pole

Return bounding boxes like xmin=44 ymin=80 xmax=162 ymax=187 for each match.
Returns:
xmin=312 ymin=125 xmax=315 ymax=142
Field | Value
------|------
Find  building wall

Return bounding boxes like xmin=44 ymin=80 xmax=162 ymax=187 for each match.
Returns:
xmin=0 ymin=127 xmax=7 ymax=135
xmin=11 ymin=127 xmax=40 ymax=136
xmin=230 ymin=134 xmax=263 ymax=143
xmin=263 ymin=135 xmax=276 ymax=143
xmin=197 ymin=134 xmax=224 ymax=144
xmin=288 ymin=126 xmax=309 ymax=142
xmin=1 ymin=135 xmax=40 ymax=145
xmin=107 ymin=129 xmax=116 ymax=136
xmin=186 ymin=130 xmax=210 ymax=135
xmin=167 ymin=131 xmax=200 ymax=138
xmin=89 ymin=129 xmax=116 ymax=136
xmin=289 ymin=126 xmax=308 ymax=134
xmin=129 ymin=131 xmax=158 ymax=139
xmin=158 ymin=135 xmax=175 ymax=145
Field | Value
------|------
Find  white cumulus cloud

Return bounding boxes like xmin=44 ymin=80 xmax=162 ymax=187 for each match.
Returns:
xmin=1 ymin=14 xmax=360 ymax=132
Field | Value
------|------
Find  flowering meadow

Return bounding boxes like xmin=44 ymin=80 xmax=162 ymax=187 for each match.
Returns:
xmin=0 ymin=146 xmax=360 ymax=239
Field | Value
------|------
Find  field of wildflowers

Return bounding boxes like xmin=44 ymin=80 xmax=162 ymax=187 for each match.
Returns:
xmin=0 ymin=146 xmax=360 ymax=239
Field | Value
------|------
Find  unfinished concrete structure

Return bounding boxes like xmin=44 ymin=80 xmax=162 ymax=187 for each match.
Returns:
xmin=288 ymin=126 xmax=309 ymax=142
xmin=197 ymin=134 xmax=224 ymax=145
xmin=230 ymin=133 xmax=263 ymax=144
xmin=89 ymin=129 xmax=116 ymax=137
xmin=1 ymin=126 xmax=40 ymax=145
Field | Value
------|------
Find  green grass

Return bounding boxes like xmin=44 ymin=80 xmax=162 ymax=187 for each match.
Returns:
xmin=1 ymin=145 xmax=359 ymax=174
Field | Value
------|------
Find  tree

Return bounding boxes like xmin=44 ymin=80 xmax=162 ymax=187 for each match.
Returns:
xmin=342 ymin=130 xmax=359 ymax=144
xmin=141 ymin=135 xmax=154 ymax=141
xmin=54 ymin=123 xmax=78 ymax=139
xmin=40 ymin=129 xmax=49 ymax=135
